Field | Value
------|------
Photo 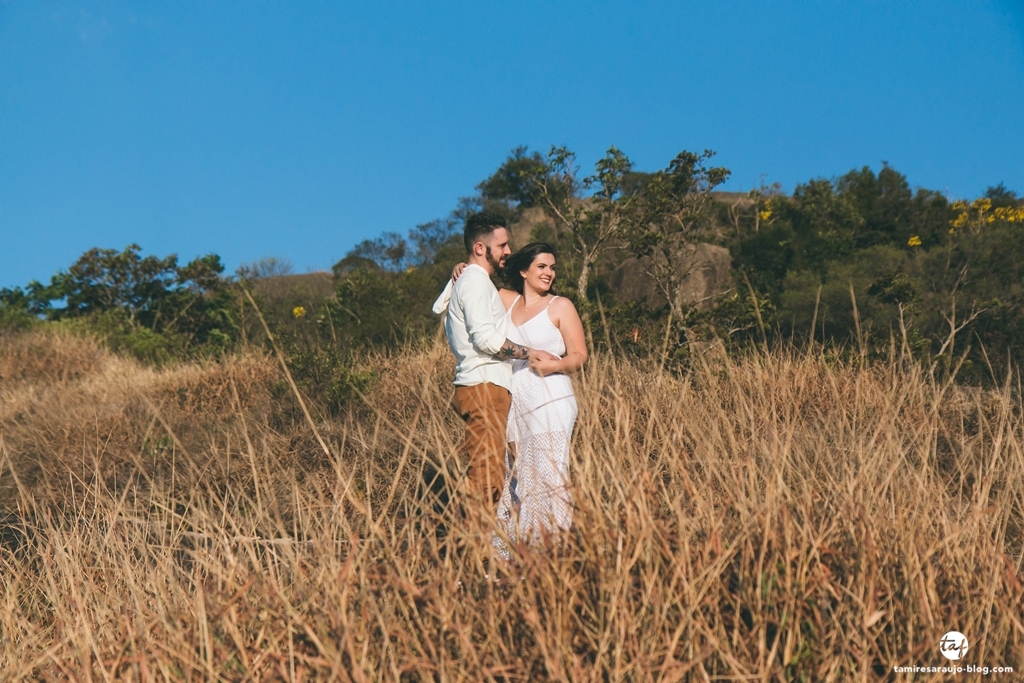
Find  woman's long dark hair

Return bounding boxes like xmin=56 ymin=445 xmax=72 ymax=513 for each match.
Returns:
xmin=503 ymin=242 xmax=557 ymax=295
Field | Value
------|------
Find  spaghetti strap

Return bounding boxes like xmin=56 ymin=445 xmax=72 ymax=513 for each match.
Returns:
xmin=545 ymin=295 xmax=558 ymax=308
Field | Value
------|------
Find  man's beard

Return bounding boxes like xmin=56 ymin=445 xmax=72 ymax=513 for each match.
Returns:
xmin=485 ymin=248 xmax=505 ymax=277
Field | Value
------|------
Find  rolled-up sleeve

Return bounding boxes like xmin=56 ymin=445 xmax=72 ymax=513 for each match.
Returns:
xmin=462 ymin=275 xmax=507 ymax=356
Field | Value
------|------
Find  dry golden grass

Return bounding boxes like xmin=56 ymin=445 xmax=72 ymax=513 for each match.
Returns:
xmin=1 ymin=328 xmax=1022 ymax=680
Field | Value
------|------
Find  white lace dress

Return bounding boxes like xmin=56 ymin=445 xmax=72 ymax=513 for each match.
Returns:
xmin=496 ymin=295 xmax=578 ymax=549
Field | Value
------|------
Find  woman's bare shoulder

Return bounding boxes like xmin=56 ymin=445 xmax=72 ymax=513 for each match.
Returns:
xmin=548 ymin=295 xmax=579 ymax=324
xmin=550 ymin=295 xmax=578 ymax=313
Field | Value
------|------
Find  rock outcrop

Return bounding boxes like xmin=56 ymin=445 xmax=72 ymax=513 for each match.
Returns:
xmin=508 ymin=207 xmax=552 ymax=248
xmin=608 ymin=243 xmax=732 ymax=310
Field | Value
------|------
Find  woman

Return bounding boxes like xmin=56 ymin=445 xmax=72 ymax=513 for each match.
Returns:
xmin=452 ymin=243 xmax=588 ymax=547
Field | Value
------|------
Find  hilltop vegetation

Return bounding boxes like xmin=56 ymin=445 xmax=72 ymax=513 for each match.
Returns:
xmin=3 ymin=148 xmax=1022 ymax=389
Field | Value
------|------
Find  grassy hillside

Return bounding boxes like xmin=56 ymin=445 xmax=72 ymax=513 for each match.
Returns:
xmin=1 ymin=329 xmax=1021 ymax=679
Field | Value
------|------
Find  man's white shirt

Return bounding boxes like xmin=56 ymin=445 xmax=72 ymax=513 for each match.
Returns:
xmin=442 ymin=264 xmax=512 ymax=391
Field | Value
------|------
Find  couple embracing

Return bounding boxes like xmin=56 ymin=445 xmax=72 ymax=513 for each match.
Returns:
xmin=432 ymin=211 xmax=588 ymax=550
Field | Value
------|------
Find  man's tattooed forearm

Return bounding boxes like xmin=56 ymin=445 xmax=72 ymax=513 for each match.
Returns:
xmin=498 ymin=339 xmax=530 ymax=359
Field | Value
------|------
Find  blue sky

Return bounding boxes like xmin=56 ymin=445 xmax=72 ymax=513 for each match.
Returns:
xmin=2 ymin=1 xmax=1022 ymax=288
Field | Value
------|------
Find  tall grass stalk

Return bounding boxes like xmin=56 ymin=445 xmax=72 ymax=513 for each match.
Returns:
xmin=1 ymin=329 xmax=1021 ymax=680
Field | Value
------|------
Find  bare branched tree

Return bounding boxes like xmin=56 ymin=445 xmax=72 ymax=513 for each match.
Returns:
xmin=527 ymin=146 xmax=642 ymax=315
xmin=626 ymin=150 xmax=731 ymax=325
xmin=930 ymin=265 xmax=986 ymax=377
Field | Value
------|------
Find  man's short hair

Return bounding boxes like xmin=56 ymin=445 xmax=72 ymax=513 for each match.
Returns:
xmin=463 ymin=212 xmax=507 ymax=253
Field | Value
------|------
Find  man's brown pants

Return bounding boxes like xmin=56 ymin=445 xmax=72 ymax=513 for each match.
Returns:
xmin=452 ymin=383 xmax=511 ymax=509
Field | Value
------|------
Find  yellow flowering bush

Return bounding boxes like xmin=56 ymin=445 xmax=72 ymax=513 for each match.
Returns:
xmin=950 ymin=198 xmax=993 ymax=233
xmin=292 ymin=306 xmax=306 ymax=319
xmin=992 ymin=206 xmax=1024 ymax=223
xmin=907 ymin=235 xmax=922 ymax=247
xmin=950 ymin=196 xmax=1024 ymax=234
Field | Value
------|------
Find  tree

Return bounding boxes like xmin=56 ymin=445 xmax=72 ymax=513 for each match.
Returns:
xmin=476 ymin=145 xmax=548 ymax=218
xmin=408 ymin=217 xmax=460 ymax=266
xmin=724 ymin=177 xmax=782 ymax=236
xmin=527 ymin=145 xmax=642 ymax=309
xmin=1 ymin=244 xmax=238 ymax=358
xmin=52 ymin=245 xmax=178 ymax=323
xmin=236 ymin=257 xmax=294 ymax=280
xmin=626 ymin=150 xmax=730 ymax=324
xmin=339 ymin=232 xmax=411 ymax=273
xmin=333 ymin=215 xmax=461 ymax=278
xmin=836 ymin=164 xmax=912 ymax=248
xmin=985 ymin=183 xmax=1018 ymax=207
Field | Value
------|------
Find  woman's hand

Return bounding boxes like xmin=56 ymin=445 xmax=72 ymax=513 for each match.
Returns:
xmin=452 ymin=262 xmax=468 ymax=281
xmin=529 ymin=354 xmax=563 ymax=377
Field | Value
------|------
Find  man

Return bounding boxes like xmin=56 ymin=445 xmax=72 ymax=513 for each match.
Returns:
xmin=441 ymin=212 xmax=557 ymax=516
